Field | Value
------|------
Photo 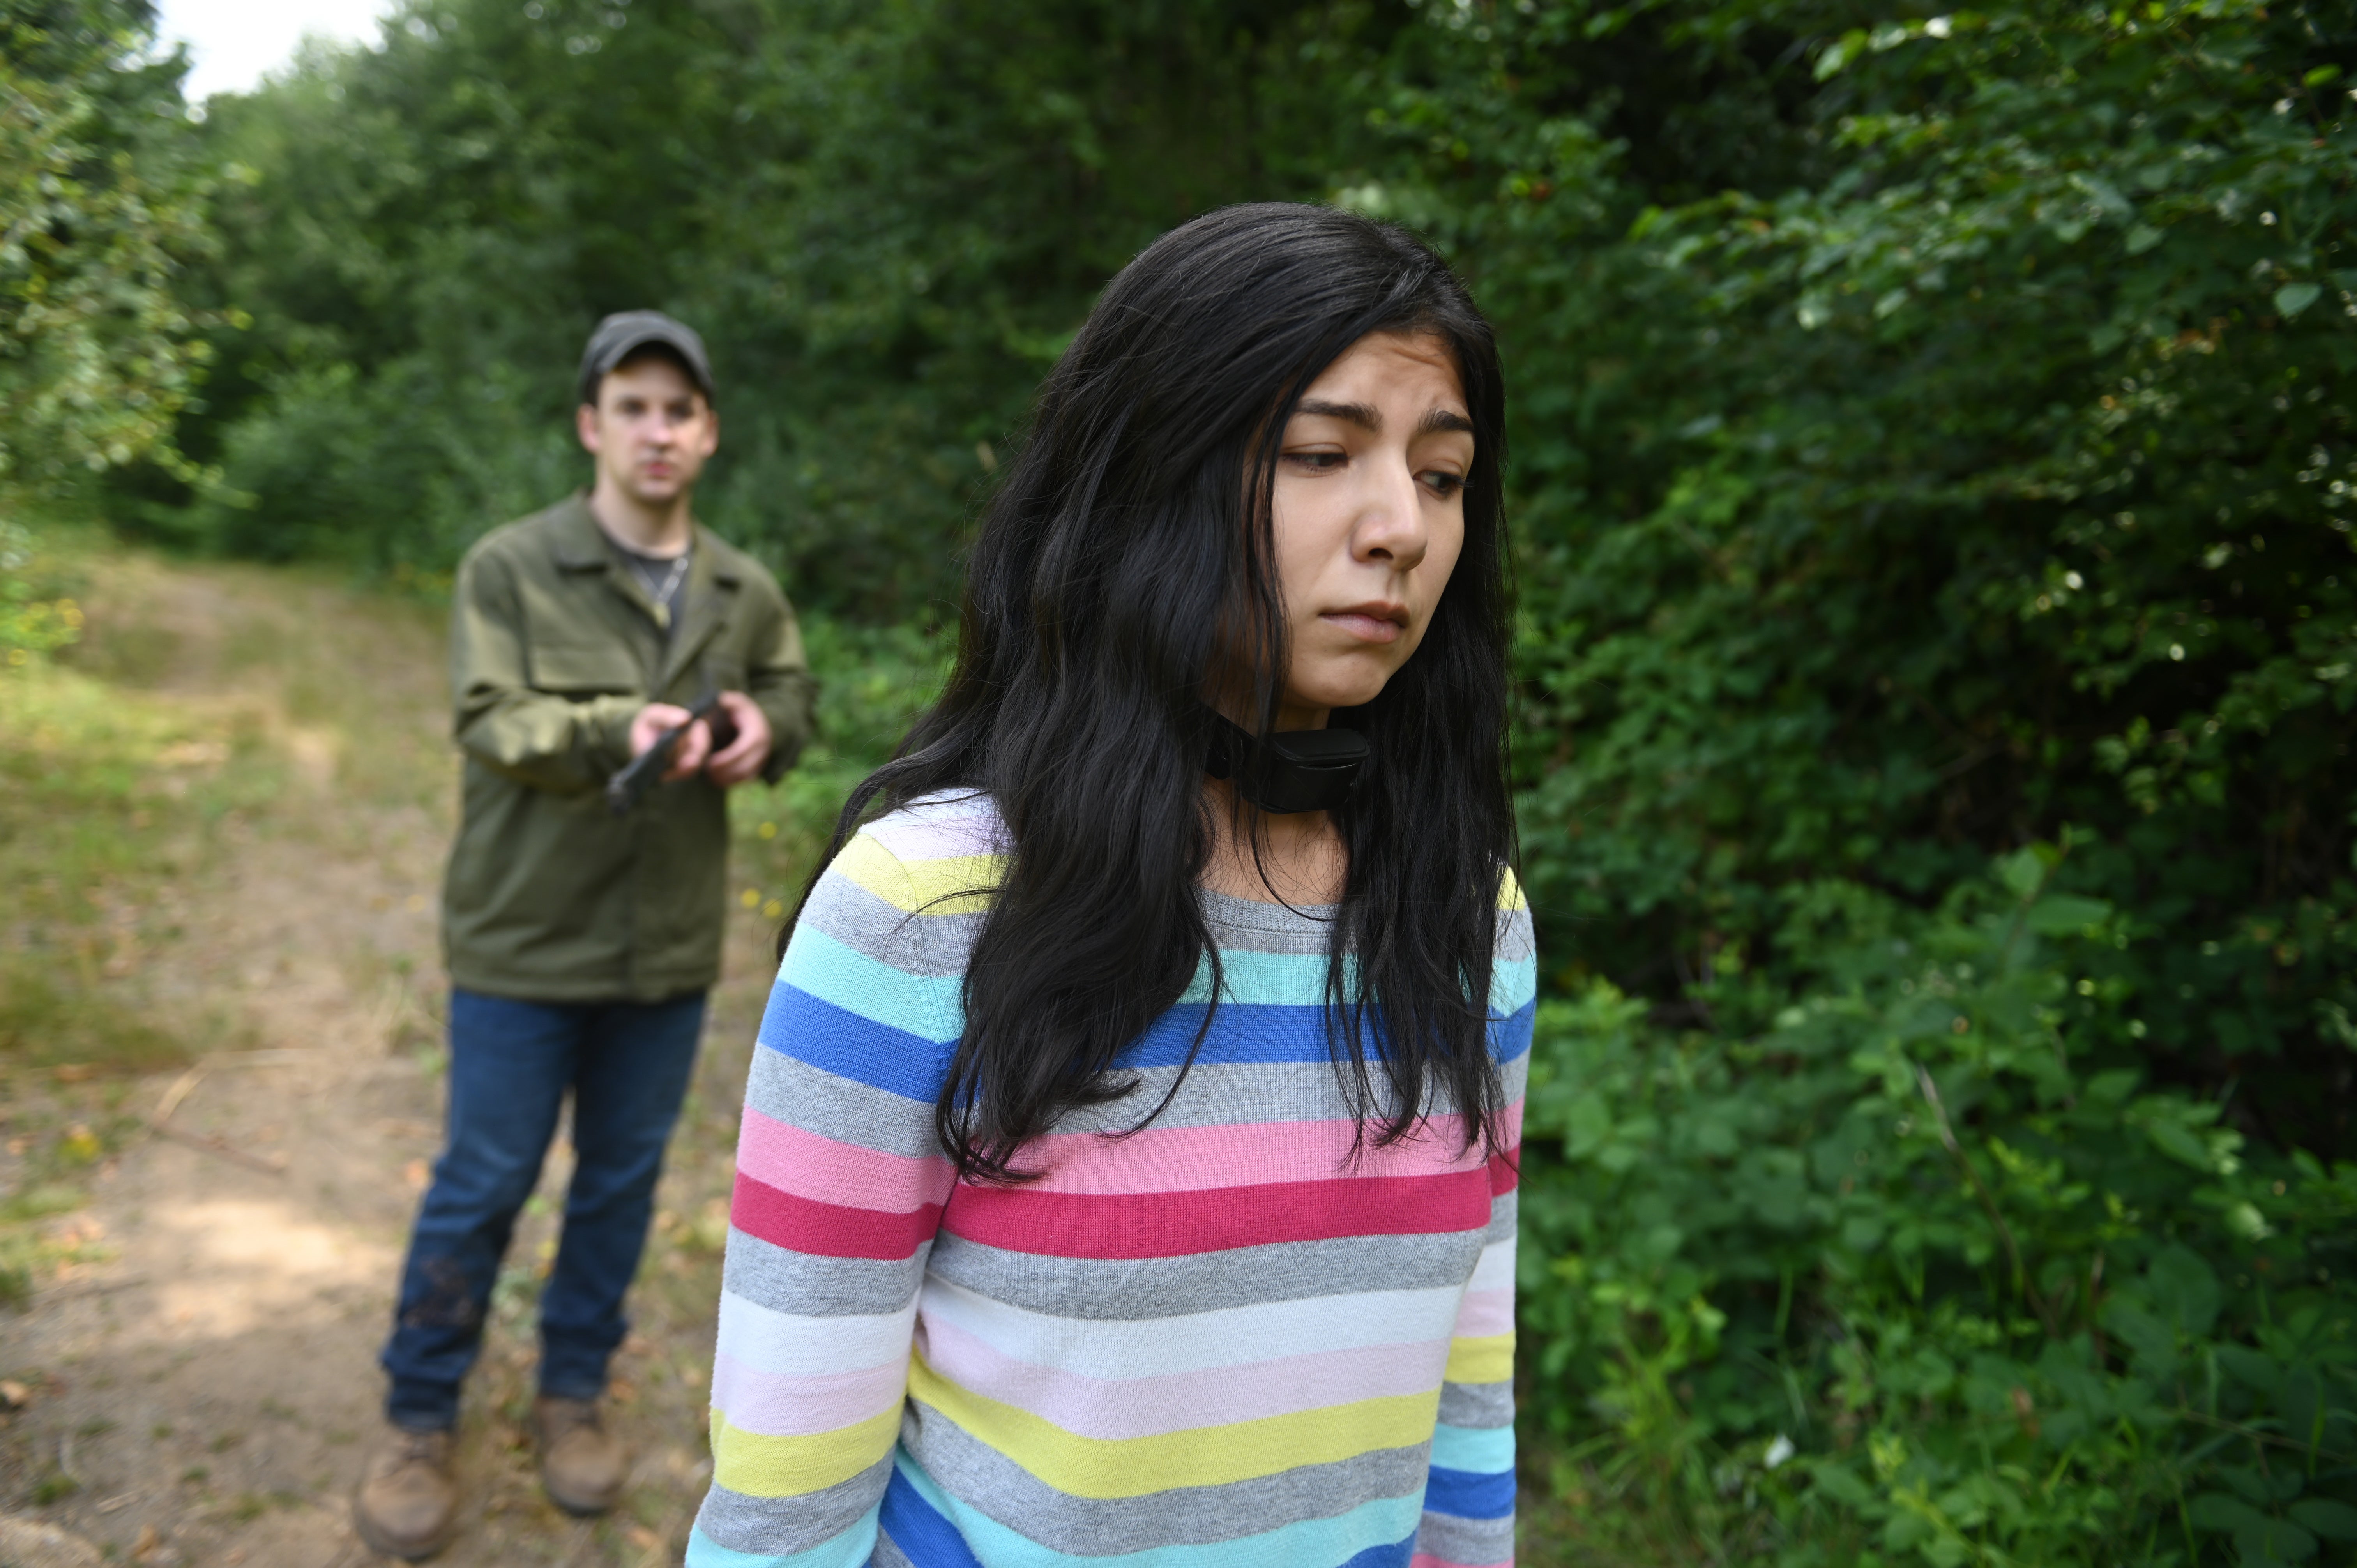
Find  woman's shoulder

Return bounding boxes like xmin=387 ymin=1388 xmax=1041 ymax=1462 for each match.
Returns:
xmin=1495 ymin=863 xmax=1537 ymax=963
xmin=799 ymin=790 xmax=1006 ymax=959
xmin=762 ymin=796 xmax=1001 ymax=1091
xmin=858 ymin=788 xmax=1008 ymax=854
xmin=836 ymin=789 xmax=1007 ymax=893
xmin=769 ymin=793 xmax=1002 ymax=1056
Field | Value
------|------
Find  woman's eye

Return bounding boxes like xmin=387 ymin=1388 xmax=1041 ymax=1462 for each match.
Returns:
xmin=1285 ymin=450 xmax=1346 ymax=471
xmin=1421 ymin=470 xmax=1467 ymax=499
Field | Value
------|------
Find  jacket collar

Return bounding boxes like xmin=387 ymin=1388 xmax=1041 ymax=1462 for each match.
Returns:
xmin=551 ymin=492 xmax=615 ymax=572
xmin=549 ymin=491 xmax=742 ymax=693
xmin=549 ymin=490 xmax=742 ymax=587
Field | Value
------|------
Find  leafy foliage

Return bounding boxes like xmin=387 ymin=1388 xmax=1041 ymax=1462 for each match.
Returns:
xmin=154 ymin=0 xmax=1371 ymax=609
xmin=1520 ymin=846 xmax=2357 ymax=1563
xmin=0 ymin=0 xmax=214 ymax=482
xmin=1345 ymin=0 xmax=2357 ymax=1557
xmin=0 ymin=517 xmax=79 ymax=662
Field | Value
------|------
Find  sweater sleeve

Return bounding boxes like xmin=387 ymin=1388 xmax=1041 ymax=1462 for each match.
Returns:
xmin=1416 ymin=1168 xmax=1518 ymax=1567
xmin=688 ymin=830 xmax=960 ymax=1566
xmin=1415 ymin=887 xmax=1536 ymax=1568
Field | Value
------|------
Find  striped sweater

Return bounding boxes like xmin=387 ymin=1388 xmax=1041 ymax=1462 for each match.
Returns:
xmin=688 ymin=791 xmax=1535 ymax=1568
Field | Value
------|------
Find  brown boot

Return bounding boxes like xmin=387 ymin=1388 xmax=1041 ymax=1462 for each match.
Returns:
xmin=352 ymin=1424 xmax=458 ymax=1561
xmin=533 ymin=1395 xmax=628 ymax=1515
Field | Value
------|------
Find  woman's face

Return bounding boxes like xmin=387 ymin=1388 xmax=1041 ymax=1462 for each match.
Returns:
xmin=1265 ymin=330 xmax=1472 ymax=728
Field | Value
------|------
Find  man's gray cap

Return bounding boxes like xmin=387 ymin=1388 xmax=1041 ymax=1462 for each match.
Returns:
xmin=578 ymin=310 xmax=716 ymax=406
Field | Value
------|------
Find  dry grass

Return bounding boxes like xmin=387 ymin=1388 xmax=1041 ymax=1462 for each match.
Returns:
xmin=0 ymin=528 xmax=835 ymax=1564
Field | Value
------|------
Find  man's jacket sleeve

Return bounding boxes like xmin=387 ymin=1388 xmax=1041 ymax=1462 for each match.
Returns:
xmin=749 ymin=592 xmax=817 ymax=786
xmin=449 ymin=548 xmax=640 ymax=793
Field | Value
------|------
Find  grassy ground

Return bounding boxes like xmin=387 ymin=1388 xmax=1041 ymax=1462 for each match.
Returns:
xmin=1 ymin=534 xmax=262 ymax=1305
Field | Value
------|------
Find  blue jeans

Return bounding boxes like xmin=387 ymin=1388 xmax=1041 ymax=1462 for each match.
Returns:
xmin=380 ymin=987 xmax=705 ymax=1430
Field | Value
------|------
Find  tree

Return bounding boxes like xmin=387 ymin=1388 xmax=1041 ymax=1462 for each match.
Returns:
xmin=0 ymin=0 xmax=213 ymax=484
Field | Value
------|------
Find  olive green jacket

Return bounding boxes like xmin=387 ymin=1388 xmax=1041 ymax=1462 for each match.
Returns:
xmin=440 ymin=493 xmax=815 ymax=1002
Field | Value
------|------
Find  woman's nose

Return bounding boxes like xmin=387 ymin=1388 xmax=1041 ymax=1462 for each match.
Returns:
xmin=1354 ymin=456 xmax=1430 ymax=568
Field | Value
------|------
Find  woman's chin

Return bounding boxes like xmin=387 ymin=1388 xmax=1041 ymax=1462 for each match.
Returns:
xmin=1286 ymin=667 xmax=1396 ymax=716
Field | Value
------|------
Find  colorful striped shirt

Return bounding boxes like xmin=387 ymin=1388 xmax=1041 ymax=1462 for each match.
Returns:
xmin=688 ymin=791 xmax=1536 ymax=1568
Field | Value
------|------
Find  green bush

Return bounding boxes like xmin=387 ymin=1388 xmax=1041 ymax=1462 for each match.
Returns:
xmin=187 ymin=358 xmax=576 ymax=572
xmin=155 ymin=0 xmax=1362 ymax=614
xmin=0 ymin=517 xmax=83 ymax=663
xmin=1360 ymin=0 xmax=2356 ymax=1146
xmin=0 ymin=0 xmax=216 ymax=485
xmin=1332 ymin=0 xmax=2357 ymax=1558
xmin=1519 ymin=843 xmax=2357 ymax=1563
xmin=758 ymin=613 xmax=954 ymax=849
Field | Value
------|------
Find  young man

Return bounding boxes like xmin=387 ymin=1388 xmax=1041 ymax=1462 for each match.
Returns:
xmin=354 ymin=312 xmax=816 ymax=1561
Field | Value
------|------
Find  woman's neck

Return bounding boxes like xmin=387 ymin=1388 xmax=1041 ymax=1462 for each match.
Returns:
xmin=1200 ymin=776 xmax=1346 ymax=906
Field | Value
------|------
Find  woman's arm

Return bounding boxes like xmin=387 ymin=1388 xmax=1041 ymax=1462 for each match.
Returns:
xmin=1416 ymin=1138 xmax=1519 ymax=1568
xmin=1415 ymin=887 xmax=1537 ymax=1568
xmin=687 ymin=831 xmax=961 ymax=1566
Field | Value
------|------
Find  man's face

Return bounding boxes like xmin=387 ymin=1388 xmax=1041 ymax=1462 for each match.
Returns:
xmin=575 ymin=353 xmax=719 ymax=506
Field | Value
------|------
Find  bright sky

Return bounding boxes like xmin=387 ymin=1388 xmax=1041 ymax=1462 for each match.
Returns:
xmin=155 ymin=0 xmax=400 ymax=102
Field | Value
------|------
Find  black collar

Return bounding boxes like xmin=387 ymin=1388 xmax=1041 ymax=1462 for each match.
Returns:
xmin=1203 ymin=711 xmax=1368 ymax=814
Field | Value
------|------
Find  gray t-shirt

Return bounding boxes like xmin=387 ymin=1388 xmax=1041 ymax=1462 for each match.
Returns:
xmin=609 ymin=537 xmax=693 ymax=636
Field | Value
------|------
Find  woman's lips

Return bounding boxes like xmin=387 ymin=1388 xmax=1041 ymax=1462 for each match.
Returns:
xmin=1320 ymin=610 xmax=1403 ymax=643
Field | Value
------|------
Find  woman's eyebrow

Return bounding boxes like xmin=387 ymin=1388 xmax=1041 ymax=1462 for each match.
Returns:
xmin=1295 ymin=398 xmax=1381 ymax=429
xmin=1292 ymin=400 xmax=1475 ymax=436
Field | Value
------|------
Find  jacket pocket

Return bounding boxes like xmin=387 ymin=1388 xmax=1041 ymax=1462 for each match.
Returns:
xmin=701 ymin=653 xmax=749 ymax=695
xmin=529 ymin=641 xmax=644 ymax=695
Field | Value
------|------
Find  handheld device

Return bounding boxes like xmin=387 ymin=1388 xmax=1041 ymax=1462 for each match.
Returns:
xmin=606 ymin=691 xmax=726 ymax=816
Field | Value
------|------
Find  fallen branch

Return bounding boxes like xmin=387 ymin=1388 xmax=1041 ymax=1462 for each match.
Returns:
xmin=206 ymin=1048 xmax=325 ymax=1068
xmin=149 ymin=1122 xmax=288 ymax=1175
xmin=152 ymin=1066 xmax=204 ymax=1123
xmin=146 ymin=1064 xmax=287 ymax=1174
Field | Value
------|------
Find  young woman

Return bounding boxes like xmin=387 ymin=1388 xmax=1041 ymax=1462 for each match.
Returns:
xmin=687 ymin=203 xmax=1534 ymax=1568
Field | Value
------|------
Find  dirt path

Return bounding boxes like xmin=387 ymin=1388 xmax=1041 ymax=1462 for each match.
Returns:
xmin=2 ymin=554 xmax=784 ymax=1566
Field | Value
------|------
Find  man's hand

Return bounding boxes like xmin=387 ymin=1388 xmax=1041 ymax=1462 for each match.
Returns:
xmin=704 ymin=690 xmax=772 ymax=788
xmin=628 ymin=703 xmax=713 ymax=782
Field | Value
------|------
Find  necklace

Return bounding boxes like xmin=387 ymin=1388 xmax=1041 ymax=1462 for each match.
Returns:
xmin=627 ymin=549 xmax=691 ymax=630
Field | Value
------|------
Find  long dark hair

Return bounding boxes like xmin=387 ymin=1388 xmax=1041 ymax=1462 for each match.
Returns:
xmin=800 ymin=202 xmax=1515 ymax=1182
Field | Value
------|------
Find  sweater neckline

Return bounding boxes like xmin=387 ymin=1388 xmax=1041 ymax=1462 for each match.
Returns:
xmin=1198 ymin=884 xmax=1338 ymax=935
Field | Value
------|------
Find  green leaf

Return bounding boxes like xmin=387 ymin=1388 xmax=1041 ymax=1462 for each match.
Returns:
xmin=1998 ymin=848 xmax=2046 ymax=899
xmin=2143 ymin=1117 xmax=2215 ymax=1171
xmin=1815 ymin=29 xmax=1867 ymax=81
xmin=2024 ymin=893 xmax=2111 ymax=934
xmin=2274 ymin=282 xmax=2322 ymax=318
xmin=1810 ymin=1462 xmax=1877 ymax=1507
xmin=2235 ymin=1517 xmax=2319 ymax=1564
xmin=2148 ymin=1245 xmax=2221 ymax=1337
xmin=2126 ymin=223 xmax=2164 ymax=255
xmin=2217 ymin=1344 xmax=2285 ymax=1398
xmin=2191 ymin=1493 xmax=2272 ymax=1533
xmin=2304 ymin=65 xmax=2342 ymax=88
xmin=2288 ymin=1501 xmax=2357 ymax=1542
xmin=2100 ymin=1298 xmax=2177 ymax=1369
